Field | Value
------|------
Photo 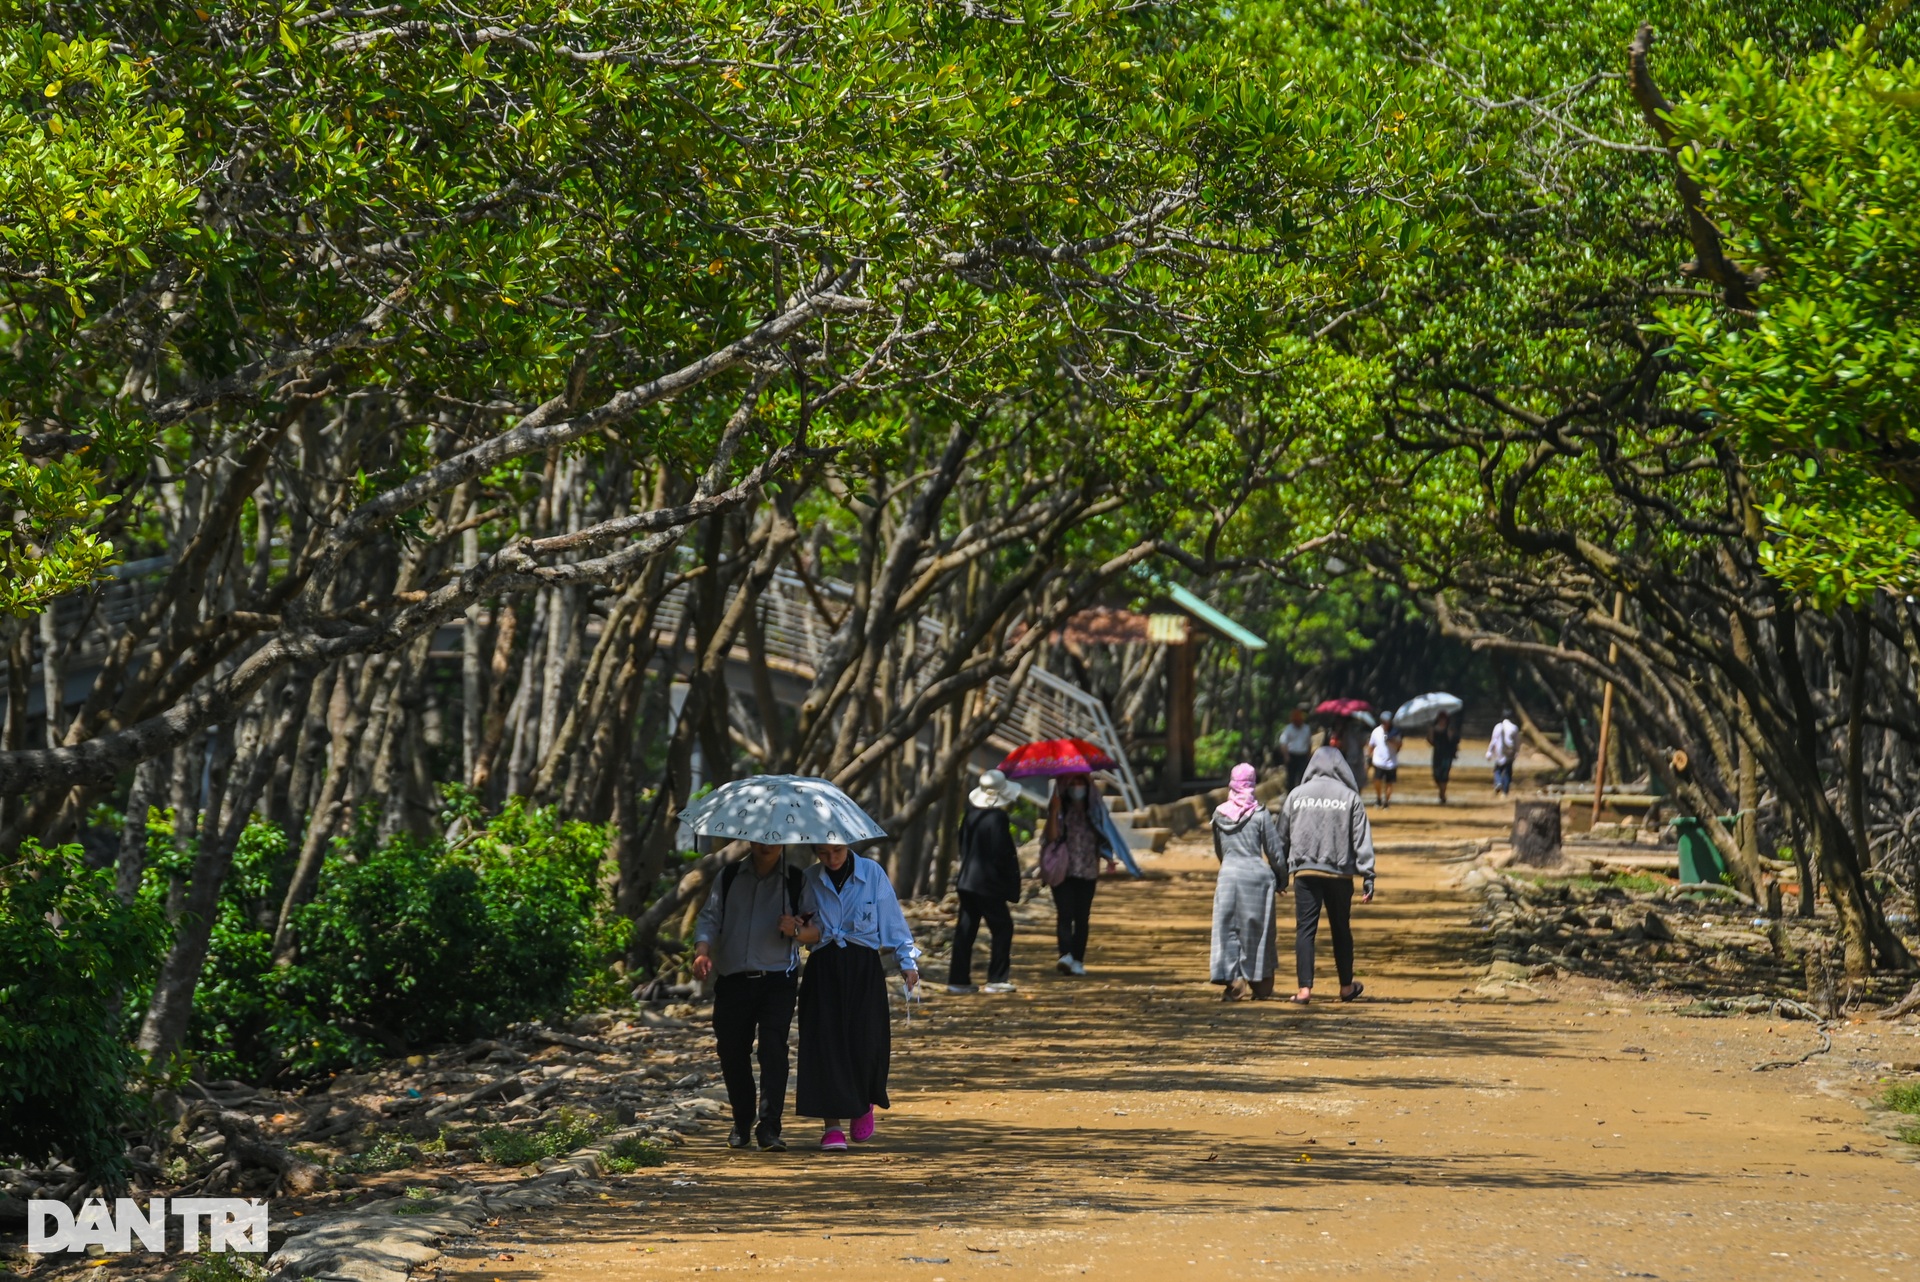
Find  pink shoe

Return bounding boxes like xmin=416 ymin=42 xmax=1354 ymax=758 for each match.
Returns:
xmin=820 ymin=1129 xmax=849 ymax=1152
xmin=850 ymin=1109 xmax=876 ymax=1143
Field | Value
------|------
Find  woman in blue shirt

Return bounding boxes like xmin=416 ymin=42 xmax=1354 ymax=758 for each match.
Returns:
xmin=786 ymin=842 xmax=921 ymax=1152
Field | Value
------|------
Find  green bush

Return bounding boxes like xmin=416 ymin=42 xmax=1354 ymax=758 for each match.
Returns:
xmin=174 ymin=1257 xmax=268 ymax=1282
xmin=473 ymin=1108 xmax=609 ymax=1166
xmin=274 ymin=800 xmax=614 ymax=1071
xmin=1194 ymin=729 xmax=1244 ymax=778
xmin=157 ymin=797 xmax=621 ymax=1078
xmin=125 ymin=818 xmax=285 ymax=1081
xmin=473 ymin=1126 xmax=545 ymax=1166
xmin=601 ymin=1135 xmax=669 ymax=1173
xmin=394 ymin=1186 xmax=443 ymax=1214
xmin=1884 ymin=1082 xmax=1920 ymax=1117
xmin=0 ymin=842 xmax=163 ymax=1181
xmin=335 ymin=1131 xmax=420 ymax=1175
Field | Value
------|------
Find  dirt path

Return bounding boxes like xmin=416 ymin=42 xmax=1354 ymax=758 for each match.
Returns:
xmin=442 ymin=777 xmax=1920 ymax=1282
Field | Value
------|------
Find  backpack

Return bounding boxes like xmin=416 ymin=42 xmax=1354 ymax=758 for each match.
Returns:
xmin=719 ymin=857 xmax=805 ymax=919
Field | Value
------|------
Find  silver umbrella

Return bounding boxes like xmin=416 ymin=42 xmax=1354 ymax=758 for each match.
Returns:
xmin=677 ymin=774 xmax=888 ymax=846
xmin=1393 ymin=691 xmax=1464 ymax=729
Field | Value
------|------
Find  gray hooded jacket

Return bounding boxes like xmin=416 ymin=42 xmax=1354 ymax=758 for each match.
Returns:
xmin=1276 ymin=747 xmax=1376 ymax=893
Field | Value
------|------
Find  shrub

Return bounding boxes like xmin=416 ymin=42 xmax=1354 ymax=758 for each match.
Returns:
xmin=472 ymin=1126 xmax=544 ymax=1166
xmin=473 ymin=1109 xmax=609 ymax=1166
xmin=1884 ymin=1082 xmax=1920 ymax=1117
xmin=0 ymin=842 xmax=163 ymax=1182
xmin=394 ymin=1186 xmax=442 ymax=1214
xmin=601 ymin=1136 xmax=669 ymax=1173
xmin=1194 ymin=729 xmax=1244 ymax=778
xmin=126 ymin=818 xmax=285 ymax=1081
xmin=272 ymin=800 xmax=614 ymax=1072
xmin=335 ymin=1132 xmax=420 ymax=1175
xmin=175 ymin=1255 xmax=268 ymax=1282
xmin=163 ymin=798 xmax=619 ymax=1077
xmin=541 ymin=1106 xmax=609 ymax=1153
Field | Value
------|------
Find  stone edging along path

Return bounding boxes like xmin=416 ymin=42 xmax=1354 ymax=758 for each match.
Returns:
xmin=268 ymin=1107 xmax=720 ymax=1282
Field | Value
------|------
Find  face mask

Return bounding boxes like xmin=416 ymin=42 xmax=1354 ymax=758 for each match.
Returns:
xmin=1068 ymin=786 xmax=1087 ymax=801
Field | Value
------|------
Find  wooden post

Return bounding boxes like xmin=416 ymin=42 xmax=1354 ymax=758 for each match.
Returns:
xmin=1590 ymin=591 xmax=1625 ymax=826
xmin=1167 ymin=638 xmax=1196 ymax=787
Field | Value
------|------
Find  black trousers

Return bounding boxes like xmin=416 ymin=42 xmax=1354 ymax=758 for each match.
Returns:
xmin=1285 ymin=751 xmax=1310 ymax=791
xmin=1294 ymin=876 xmax=1355 ymax=990
xmin=949 ymin=890 xmax=1014 ymax=986
xmin=1051 ymin=876 xmax=1097 ymax=962
xmin=712 ymin=971 xmax=798 ymax=1135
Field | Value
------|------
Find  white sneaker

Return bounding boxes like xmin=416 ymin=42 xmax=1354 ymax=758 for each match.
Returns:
xmin=945 ymin=983 xmax=977 ymax=995
xmin=1068 ymin=958 xmax=1087 ymax=977
xmin=1057 ymin=955 xmax=1074 ymax=974
xmin=982 ymin=982 xmax=1018 ymax=994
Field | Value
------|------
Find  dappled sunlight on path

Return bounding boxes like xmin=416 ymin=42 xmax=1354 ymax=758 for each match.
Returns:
xmin=442 ymin=781 xmax=1920 ymax=1281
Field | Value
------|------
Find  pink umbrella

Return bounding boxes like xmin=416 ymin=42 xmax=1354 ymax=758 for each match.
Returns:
xmin=1312 ymin=698 xmax=1374 ymax=719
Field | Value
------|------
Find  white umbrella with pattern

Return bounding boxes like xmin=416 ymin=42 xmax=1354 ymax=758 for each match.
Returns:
xmin=676 ymin=774 xmax=888 ymax=847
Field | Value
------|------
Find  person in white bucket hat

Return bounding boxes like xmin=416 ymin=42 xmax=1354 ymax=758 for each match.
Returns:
xmin=948 ymin=769 xmax=1024 ymax=994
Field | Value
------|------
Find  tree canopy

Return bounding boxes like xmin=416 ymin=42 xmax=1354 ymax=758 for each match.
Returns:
xmin=8 ymin=0 xmax=1920 ymax=1184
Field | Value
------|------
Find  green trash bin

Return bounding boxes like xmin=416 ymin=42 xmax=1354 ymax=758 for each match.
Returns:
xmin=1671 ymin=815 xmax=1729 ymax=885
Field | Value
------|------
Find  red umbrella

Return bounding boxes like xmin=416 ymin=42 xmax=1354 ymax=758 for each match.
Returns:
xmin=997 ymin=737 xmax=1118 ymax=779
xmin=1312 ymin=698 xmax=1374 ymax=719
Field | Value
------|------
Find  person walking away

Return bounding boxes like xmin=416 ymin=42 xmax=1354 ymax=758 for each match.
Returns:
xmin=1280 ymin=704 xmax=1315 ymax=791
xmin=1334 ymin=718 xmax=1368 ymax=794
xmin=790 ymin=842 xmax=921 ymax=1152
xmin=1367 ymin=713 xmax=1403 ymax=808
xmin=1428 ymin=711 xmax=1462 ymax=805
xmin=1277 ymin=747 xmax=1376 ymax=1003
xmin=1209 ymin=763 xmax=1288 ymax=1001
xmin=1038 ymin=772 xmax=1118 ymax=976
xmin=692 ymin=841 xmax=804 ymax=1151
xmin=1487 ymin=710 xmax=1520 ymax=796
xmin=948 ymin=770 xmax=1023 ymax=994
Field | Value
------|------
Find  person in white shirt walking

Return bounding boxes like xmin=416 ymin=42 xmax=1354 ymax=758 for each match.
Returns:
xmin=1366 ymin=713 xmax=1403 ymax=808
xmin=1487 ymin=711 xmax=1521 ymax=796
xmin=1280 ymin=704 xmax=1315 ymax=791
xmin=789 ymin=843 xmax=921 ymax=1152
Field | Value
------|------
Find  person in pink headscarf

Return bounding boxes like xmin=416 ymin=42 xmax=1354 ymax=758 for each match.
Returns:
xmin=1208 ymin=763 xmax=1288 ymax=1001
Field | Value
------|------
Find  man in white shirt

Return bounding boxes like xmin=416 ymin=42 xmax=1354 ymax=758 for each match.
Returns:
xmin=1280 ymin=704 xmax=1315 ymax=791
xmin=1366 ymin=713 xmax=1403 ymax=808
xmin=1487 ymin=711 xmax=1521 ymax=796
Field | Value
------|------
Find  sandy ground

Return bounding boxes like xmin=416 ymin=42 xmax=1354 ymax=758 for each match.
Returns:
xmin=438 ymin=766 xmax=1920 ymax=1282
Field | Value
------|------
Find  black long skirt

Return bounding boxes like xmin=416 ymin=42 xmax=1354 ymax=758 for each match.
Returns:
xmin=795 ymin=943 xmax=891 ymax=1119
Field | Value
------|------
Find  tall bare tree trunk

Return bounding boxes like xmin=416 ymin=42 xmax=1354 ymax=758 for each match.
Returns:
xmin=462 ymin=526 xmax=484 ymax=783
xmin=38 ymin=607 xmax=63 ymax=749
xmin=1846 ymin=605 xmax=1871 ymax=877
xmin=140 ymin=672 xmax=306 ymax=1066
xmin=470 ymin=602 xmax=520 ymax=792
xmin=743 ymin=580 xmax=786 ymax=765
xmin=116 ymin=759 xmax=160 ymax=905
xmin=1 ymin=622 xmax=26 ymax=832
xmin=272 ymin=663 xmax=365 ymax=961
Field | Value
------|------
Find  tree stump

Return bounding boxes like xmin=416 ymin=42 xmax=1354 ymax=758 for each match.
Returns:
xmin=1511 ymin=801 xmax=1563 ymax=867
